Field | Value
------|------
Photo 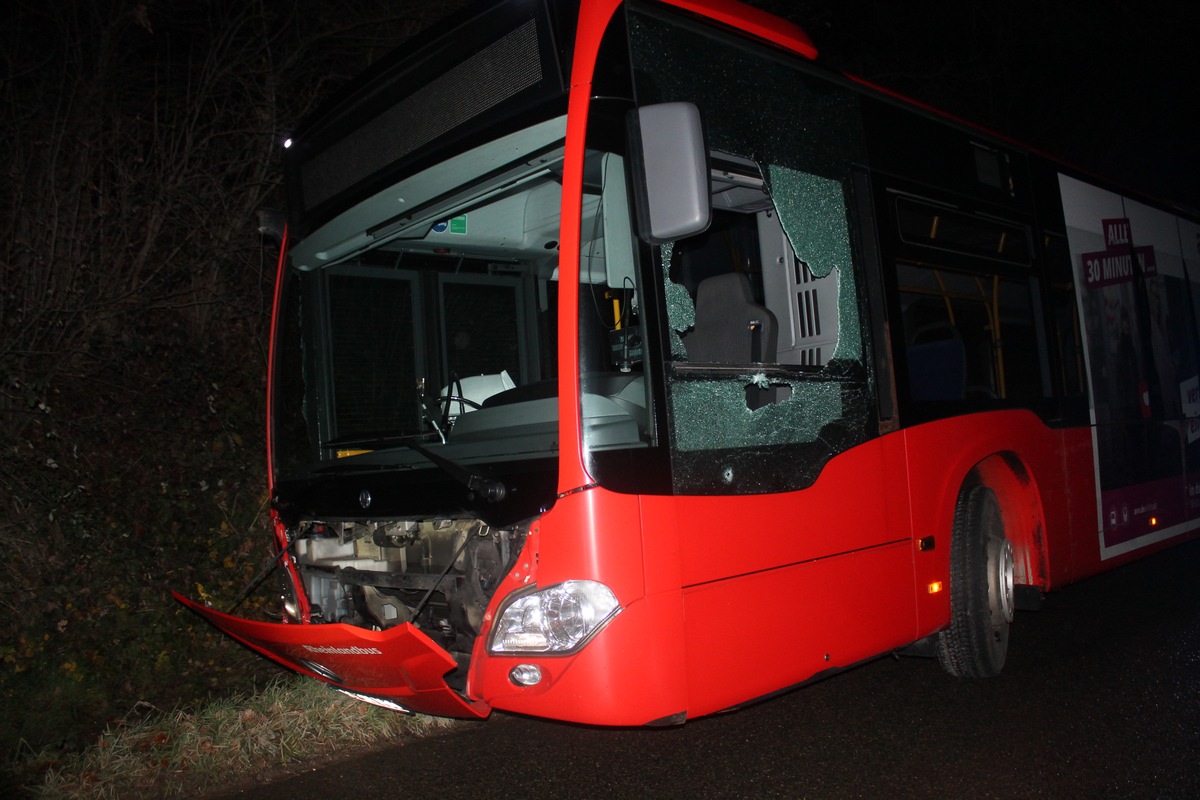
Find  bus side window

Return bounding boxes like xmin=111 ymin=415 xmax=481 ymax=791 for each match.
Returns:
xmin=1043 ymin=233 xmax=1087 ymax=400
xmin=897 ymin=263 xmax=1044 ymax=405
xmin=670 ymin=210 xmax=776 ymax=364
xmin=758 ymin=208 xmax=840 ymax=368
xmin=906 ymin=319 xmax=967 ymax=402
xmin=667 ymin=193 xmax=846 ymax=371
xmin=628 ymin=5 xmax=873 ymax=494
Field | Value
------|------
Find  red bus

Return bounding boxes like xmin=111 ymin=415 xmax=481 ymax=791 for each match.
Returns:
xmin=176 ymin=0 xmax=1200 ymax=725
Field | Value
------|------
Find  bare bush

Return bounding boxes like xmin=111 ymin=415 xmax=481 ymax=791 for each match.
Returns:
xmin=0 ymin=0 xmax=462 ymax=762
xmin=0 ymin=0 xmax=452 ymax=437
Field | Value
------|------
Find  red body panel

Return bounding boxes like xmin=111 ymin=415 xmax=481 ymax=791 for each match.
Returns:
xmin=173 ymin=592 xmax=488 ymax=719
xmin=476 ymin=590 xmax=691 ymax=725
xmin=681 ymin=540 xmax=913 ymax=716
xmin=475 ymin=429 xmax=915 ymax=723
xmin=554 ymin=0 xmax=621 ymax=494
xmin=470 ymin=487 xmax=692 ymax=725
xmin=473 ymin=410 xmax=1198 ymax=722
xmin=644 ymin=432 xmax=917 ymax=715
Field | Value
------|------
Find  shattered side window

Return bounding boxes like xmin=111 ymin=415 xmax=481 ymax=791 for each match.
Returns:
xmin=766 ymin=166 xmax=862 ymax=363
xmin=629 ymin=6 xmax=874 ymax=494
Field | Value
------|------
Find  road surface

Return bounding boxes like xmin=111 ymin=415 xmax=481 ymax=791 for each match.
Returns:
xmin=210 ymin=538 xmax=1200 ymax=799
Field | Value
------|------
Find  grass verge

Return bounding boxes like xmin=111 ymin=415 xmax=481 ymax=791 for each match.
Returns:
xmin=9 ymin=674 xmax=458 ymax=799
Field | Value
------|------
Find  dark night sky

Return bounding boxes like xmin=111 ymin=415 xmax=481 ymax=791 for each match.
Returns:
xmin=750 ymin=0 xmax=1200 ymax=211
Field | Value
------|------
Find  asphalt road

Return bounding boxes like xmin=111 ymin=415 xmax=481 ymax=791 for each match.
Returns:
xmin=212 ymin=538 xmax=1200 ymax=800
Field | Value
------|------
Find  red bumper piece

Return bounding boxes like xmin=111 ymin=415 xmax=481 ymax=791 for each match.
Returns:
xmin=173 ymin=592 xmax=489 ymax=719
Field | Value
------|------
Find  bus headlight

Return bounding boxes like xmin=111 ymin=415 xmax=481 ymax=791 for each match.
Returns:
xmin=489 ymin=580 xmax=620 ymax=654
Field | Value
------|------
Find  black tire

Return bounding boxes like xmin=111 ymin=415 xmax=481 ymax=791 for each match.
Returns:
xmin=936 ymin=484 xmax=1015 ymax=678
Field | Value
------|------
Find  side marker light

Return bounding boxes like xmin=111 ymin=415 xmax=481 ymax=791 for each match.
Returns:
xmin=928 ymin=581 xmax=944 ymax=594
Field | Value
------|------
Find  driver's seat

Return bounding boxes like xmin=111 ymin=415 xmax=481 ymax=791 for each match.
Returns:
xmin=683 ymin=272 xmax=778 ymax=364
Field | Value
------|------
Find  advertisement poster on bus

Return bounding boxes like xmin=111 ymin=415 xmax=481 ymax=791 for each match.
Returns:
xmin=1059 ymin=174 xmax=1200 ymax=558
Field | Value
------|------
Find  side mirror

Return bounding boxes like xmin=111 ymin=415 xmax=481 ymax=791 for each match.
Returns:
xmin=627 ymin=102 xmax=711 ymax=244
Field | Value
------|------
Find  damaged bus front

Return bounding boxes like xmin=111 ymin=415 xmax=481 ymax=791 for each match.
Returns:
xmin=178 ymin=0 xmax=892 ymax=725
xmin=178 ymin=0 xmax=679 ymax=722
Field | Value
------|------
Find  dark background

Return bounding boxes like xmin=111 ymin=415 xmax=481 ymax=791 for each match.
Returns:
xmin=216 ymin=537 xmax=1200 ymax=800
xmin=764 ymin=0 xmax=1200 ymax=211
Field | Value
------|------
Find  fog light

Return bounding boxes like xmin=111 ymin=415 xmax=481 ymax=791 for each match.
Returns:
xmin=509 ymin=663 xmax=543 ymax=686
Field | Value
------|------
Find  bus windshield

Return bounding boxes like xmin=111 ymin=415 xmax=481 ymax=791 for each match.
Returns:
xmin=271 ymin=115 xmax=648 ymax=523
xmin=274 ymin=118 xmax=565 ymax=473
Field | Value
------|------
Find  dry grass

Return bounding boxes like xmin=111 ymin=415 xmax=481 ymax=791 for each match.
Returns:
xmin=16 ymin=675 xmax=458 ymax=799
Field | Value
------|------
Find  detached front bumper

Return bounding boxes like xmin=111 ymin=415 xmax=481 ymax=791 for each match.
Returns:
xmin=173 ymin=592 xmax=490 ymax=719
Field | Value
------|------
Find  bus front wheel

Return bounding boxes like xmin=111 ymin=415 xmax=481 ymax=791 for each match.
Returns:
xmin=936 ymin=484 xmax=1015 ymax=678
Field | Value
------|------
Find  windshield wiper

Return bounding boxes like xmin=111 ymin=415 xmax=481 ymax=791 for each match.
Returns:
xmin=402 ymin=440 xmax=507 ymax=503
xmin=322 ymin=432 xmax=436 ymax=450
xmin=316 ymin=436 xmax=507 ymax=503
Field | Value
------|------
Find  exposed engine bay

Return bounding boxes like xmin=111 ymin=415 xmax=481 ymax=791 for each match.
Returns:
xmin=287 ymin=517 xmax=527 ymax=687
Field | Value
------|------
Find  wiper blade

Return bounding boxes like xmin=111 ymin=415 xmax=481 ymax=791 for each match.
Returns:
xmin=403 ymin=440 xmax=507 ymax=503
xmin=322 ymin=432 xmax=435 ymax=449
xmin=315 ymin=437 xmax=507 ymax=503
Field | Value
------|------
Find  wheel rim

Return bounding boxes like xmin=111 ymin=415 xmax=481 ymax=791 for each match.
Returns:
xmin=989 ymin=536 xmax=1015 ymax=626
